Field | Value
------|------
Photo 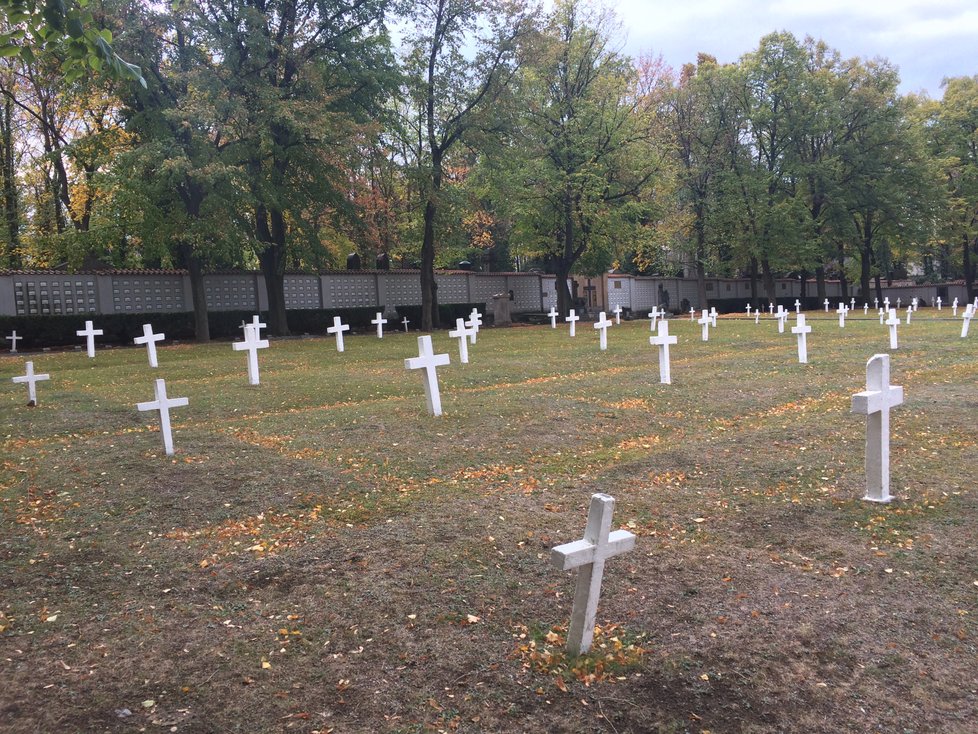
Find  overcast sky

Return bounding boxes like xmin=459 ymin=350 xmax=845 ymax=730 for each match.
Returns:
xmin=612 ymin=0 xmax=977 ymax=97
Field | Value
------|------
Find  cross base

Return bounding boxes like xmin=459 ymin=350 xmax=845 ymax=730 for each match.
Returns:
xmin=862 ymin=494 xmax=893 ymax=504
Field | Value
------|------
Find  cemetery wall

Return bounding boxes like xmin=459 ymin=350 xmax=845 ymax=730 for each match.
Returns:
xmin=0 ymin=269 xmax=969 ymax=319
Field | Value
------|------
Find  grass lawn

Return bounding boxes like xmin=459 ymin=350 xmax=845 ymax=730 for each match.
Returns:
xmin=2 ymin=310 xmax=977 ymax=733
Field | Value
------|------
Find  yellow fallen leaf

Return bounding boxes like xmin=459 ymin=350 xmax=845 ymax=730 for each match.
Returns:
xmin=261 ymin=661 xmax=271 ymax=669
xmin=466 ymin=614 xmax=480 ymax=624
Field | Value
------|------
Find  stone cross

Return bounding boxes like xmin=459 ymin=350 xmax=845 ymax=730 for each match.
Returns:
xmin=697 ymin=310 xmax=711 ymax=341
xmin=746 ymin=303 xmax=753 ymax=316
xmin=648 ymin=306 xmax=660 ymax=331
xmin=850 ymin=297 xmax=856 ymax=310
xmin=885 ymin=308 xmax=900 ymax=349
xmin=448 ymin=317 xmax=473 ymax=364
xmin=837 ymin=303 xmax=847 ymax=328
xmin=936 ymin=297 xmax=942 ymax=311
xmin=240 ymin=315 xmax=267 ymax=339
xmin=851 ymin=354 xmax=903 ymax=503
xmin=547 ymin=306 xmax=558 ymax=328
xmin=823 ymin=298 xmax=830 ymax=312
xmin=689 ymin=307 xmax=695 ymax=320
xmin=905 ymin=305 xmax=912 ymax=325
xmin=565 ymin=309 xmax=580 ymax=337
xmin=863 ymin=303 xmax=869 ymax=315
xmin=612 ymin=305 xmax=623 ymax=325
xmin=136 ymin=378 xmax=188 ymax=456
xmin=791 ymin=314 xmax=811 ymax=363
xmin=6 ymin=330 xmax=21 ymax=353
xmin=649 ymin=320 xmax=677 ymax=384
xmin=134 ymin=324 xmax=165 ymax=368
xmin=232 ymin=324 xmax=269 ymax=386
xmin=776 ymin=305 xmax=788 ymax=334
xmin=974 ymin=296 xmax=978 ymax=309
xmin=768 ymin=302 xmax=774 ymax=315
xmin=593 ymin=311 xmax=613 ymax=350
xmin=402 ymin=317 xmax=410 ymax=332
xmin=874 ymin=297 xmax=879 ymax=309
xmin=327 ymin=316 xmax=350 ymax=352
xmin=466 ymin=309 xmax=483 ymax=344
xmin=371 ymin=312 xmax=387 ymax=338
xmin=962 ymin=304 xmax=974 ymax=338
xmin=404 ymin=335 xmax=451 ymax=416
xmin=551 ymin=493 xmax=636 ymax=655
xmin=12 ymin=361 xmax=50 ymax=405
xmin=76 ymin=320 xmax=103 ymax=358
xmin=883 ymin=297 xmax=890 ymax=311
xmin=911 ymin=297 xmax=918 ymax=312
xmin=896 ymin=297 xmax=902 ymax=309
xmin=754 ymin=308 xmax=760 ymax=324
xmin=794 ymin=299 xmax=801 ymax=314
xmin=952 ymin=298 xmax=959 ymax=316
xmin=879 ymin=308 xmax=885 ymax=325
xmin=709 ymin=307 xmax=718 ymax=327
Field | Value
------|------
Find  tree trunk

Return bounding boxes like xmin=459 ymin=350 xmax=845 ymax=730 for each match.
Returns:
xmin=749 ymin=257 xmax=758 ymax=305
xmin=814 ymin=266 xmax=826 ymax=302
xmin=965 ymin=233 xmax=976 ymax=301
xmin=836 ymin=242 xmax=848 ymax=301
xmin=256 ymin=205 xmax=290 ymax=336
xmin=860 ymin=243 xmax=872 ymax=303
xmin=177 ymin=243 xmax=210 ymax=342
xmin=760 ymin=257 xmax=777 ymax=304
xmin=798 ymin=269 xmax=808 ymax=299
xmin=420 ymin=201 xmax=439 ymax=331
xmin=1 ymin=95 xmax=19 ymax=266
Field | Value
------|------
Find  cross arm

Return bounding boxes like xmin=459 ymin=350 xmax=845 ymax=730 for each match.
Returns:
xmin=551 ymin=530 xmax=636 ymax=571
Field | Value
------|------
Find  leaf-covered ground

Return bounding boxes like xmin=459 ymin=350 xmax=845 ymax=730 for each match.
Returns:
xmin=2 ymin=311 xmax=976 ymax=733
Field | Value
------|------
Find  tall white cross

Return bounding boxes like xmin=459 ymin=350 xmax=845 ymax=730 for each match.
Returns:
xmin=593 ymin=311 xmax=613 ymax=350
xmin=746 ymin=303 xmax=753 ymax=317
xmin=837 ymin=303 xmax=847 ymax=328
xmin=12 ymin=361 xmax=50 ymax=405
xmin=697 ymin=310 xmax=711 ymax=341
xmin=885 ymin=309 xmax=900 ymax=349
xmin=448 ymin=317 xmax=474 ymax=364
xmin=879 ymin=308 xmax=885 ymax=325
xmin=466 ymin=309 xmax=483 ymax=344
xmin=6 ymin=330 xmax=21 ymax=353
xmin=134 ymin=324 xmax=165 ymax=368
xmin=850 ymin=297 xmax=856 ymax=310
xmin=794 ymin=299 xmax=801 ymax=314
xmin=874 ymin=297 xmax=879 ymax=309
xmin=791 ymin=314 xmax=811 ymax=363
xmin=754 ymin=308 xmax=760 ymax=324
xmin=547 ymin=306 xmax=559 ymax=328
xmin=962 ymin=304 xmax=974 ymax=338
xmin=936 ymin=297 xmax=942 ymax=311
xmin=911 ymin=297 xmax=918 ymax=312
xmin=648 ymin=307 xmax=660 ymax=331
xmin=612 ymin=305 xmax=622 ymax=324
xmin=76 ymin=320 xmax=103 ymax=358
xmin=851 ymin=354 xmax=903 ymax=503
xmin=896 ymin=297 xmax=902 ymax=309
xmin=240 ymin=315 xmax=267 ymax=339
xmin=823 ymin=298 xmax=830 ymax=312
xmin=952 ymin=298 xmax=959 ymax=316
xmin=565 ymin=309 xmax=580 ymax=337
xmin=709 ymin=307 xmax=718 ymax=327
xmin=371 ymin=312 xmax=387 ymax=338
xmin=404 ymin=335 xmax=450 ymax=416
xmin=776 ymin=306 xmax=788 ymax=334
xmin=768 ymin=302 xmax=774 ymax=315
xmin=327 ymin=316 xmax=350 ymax=352
xmin=649 ymin=320 xmax=677 ymax=384
xmin=689 ymin=307 xmax=695 ymax=320
xmin=905 ymin=305 xmax=912 ymax=325
xmin=551 ymin=493 xmax=635 ymax=655
xmin=883 ymin=297 xmax=890 ymax=311
xmin=863 ymin=303 xmax=869 ymax=315
xmin=136 ymin=378 xmax=188 ymax=456
xmin=232 ymin=324 xmax=269 ymax=386
xmin=402 ymin=317 xmax=410 ymax=332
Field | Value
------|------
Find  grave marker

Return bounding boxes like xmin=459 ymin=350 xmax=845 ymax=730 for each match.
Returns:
xmin=776 ymin=306 xmax=788 ymax=334
xmin=371 ymin=312 xmax=388 ymax=338
xmin=953 ymin=298 xmax=959 ymax=316
xmin=134 ymin=324 xmax=165 ymax=368
xmin=240 ymin=315 xmax=267 ymax=339
xmin=547 ymin=306 xmax=559 ymax=329
xmin=905 ymin=305 xmax=912 ymax=325
xmin=850 ymin=298 xmax=856 ymax=310
xmin=326 ymin=316 xmax=350 ymax=352
xmin=754 ymin=308 xmax=760 ymax=325
xmin=593 ymin=312 xmax=613 ymax=350
xmin=76 ymin=320 xmax=103 ymax=358
xmin=648 ymin=306 xmax=660 ymax=331
xmin=885 ymin=309 xmax=900 ymax=349
xmin=689 ymin=307 xmax=695 ymax=321
xmin=768 ymin=302 xmax=774 ymax=315
xmin=448 ymin=317 xmax=474 ymax=363
xmin=936 ymin=297 xmax=942 ymax=311
xmin=747 ymin=303 xmax=753 ymax=317
xmin=404 ymin=335 xmax=450 ymax=416
xmin=566 ymin=309 xmax=580 ymax=337
xmin=823 ymin=298 xmax=830 ymax=312
xmin=911 ymin=297 xmax=918 ymax=312
xmin=962 ymin=304 xmax=974 ymax=338
xmin=791 ymin=314 xmax=811 ymax=363
xmin=6 ymin=330 xmax=22 ymax=353
xmin=612 ymin=305 xmax=622 ymax=324
xmin=837 ymin=303 xmax=847 ymax=328
xmin=794 ymin=299 xmax=801 ymax=314
xmin=649 ymin=320 xmax=677 ymax=384
xmin=863 ymin=303 xmax=869 ymax=315
xmin=12 ymin=361 xmax=50 ymax=405
xmin=709 ymin=307 xmax=718 ymax=327
xmin=551 ymin=493 xmax=636 ymax=655
xmin=466 ymin=309 xmax=483 ymax=344
xmin=232 ymin=324 xmax=269 ymax=385
xmin=402 ymin=317 xmax=410 ymax=332
xmin=136 ymin=378 xmax=188 ymax=456
xmin=697 ymin=310 xmax=711 ymax=341
xmin=851 ymin=354 xmax=903 ymax=503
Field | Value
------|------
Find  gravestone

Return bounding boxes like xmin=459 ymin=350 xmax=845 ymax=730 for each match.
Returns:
xmin=12 ymin=361 xmax=50 ymax=405
xmin=136 ymin=378 xmax=188 ymax=456
xmin=404 ymin=335 xmax=450 ymax=416
xmin=886 ymin=309 xmax=900 ymax=349
xmin=134 ymin=324 xmax=165 ymax=368
xmin=466 ymin=309 xmax=483 ymax=344
xmin=371 ymin=312 xmax=387 ymax=338
xmin=851 ymin=354 xmax=903 ymax=503
xmin=850 ymin=298 xmax=856 ymax=310
xmin=768 ymin=302 xmax=774 ymax=315
xmin=648 ymin=307 xmax=661 ymax=331
xmin=897 ymin=297 xmax=902 ymax=309
xmin=6 ymin=330 xmax=21 ymax=353
xmin=327 ymin=316 xmax=350 ymax=352
xmin=551 ymin=493 xmax=636 ymax=655
xmin=232 ymin=324 xmax=269 ymax=386
xmin=547 ymin=306 xmax=559 ymax=329
xmin=837 ymin=303 xmax=847 ymax=328
xmin=649 ymin=320 xmax=677 ymax=384
xmin=962 ymin=304 xmax=974 ymax=338
xmin=776 ymin=305 xmax=788 ymax=334
xmin=491 ymin=294 xmax=512 ymax=326
xmin=697 ymin=310 xmax=711 ymax=341
xmin=864 ymin=304 xmax=869 ymax=315
xmin=593 ymin=312 xmax=613 ymax=350
xmin=565 ymin=309 xmax=580 ymax=337
xmin=874 ymin=297 xmax=879 ymax=309
xmin=747 ymin=303 xmax=753 ymax=317
xmin=883 ymin=297 xmax=890 ymax=311
xmin=709 ymin=307 xmax=718 ymax=327
xmin=448 ymin=317 xmax=474 ymax=364
xmin=952 ymin=298 xmax=959 ymax=316
xmin=911 ymin=297 xmax=918 ymax=312
xmin=936 ymin=297 xmax=942 ymax=311
xmin=76 ymin=320 xmax=103 ymax=358
xmin=754 ymin=308 xmax=760 ymax=325
xmin=824 ymin=298 xmax=830 ymax=312
xmin=613 ymin=305 xmax=623 ymax=324
xmin=794 ymin=299 xmax=801 ymax=314
xmin=402 ymin=317 xmax=410 ymax=332
xmin=791 ymin=314 xmax=811 ymax=363
xmin=879 ymin=308 xmax=885 ymax=325
xmin=905 ymin=306 xmax=912 ymax=325
xmin=240 ymin=315 xmax=267 ymax=339
xmin=689 ymin=307 xmax=695 ymax=321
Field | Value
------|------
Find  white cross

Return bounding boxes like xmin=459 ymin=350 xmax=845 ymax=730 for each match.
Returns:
xmin=973 ymin=296 xmax=978 ymax=309
xmin=404 ymin=335 xmax=451 ymax=416
xmin=746 ymin=303 xmax=752 ymax=316
xmin=327 ymin=316 xmax=350 ymax=352
xmin=402 ymin=317 xmax=410 ymax=332
xmin=448 ymin=317 xmax=474 ymax=364
xmin=709 ymin=307 xmax=718 ymax=327
xmin=136 ymin=378 xmax=188 ymax=456
xmin=837 ymin=303 xmax=847 ymax=328
xmin=962 ymin=304 xmax=974 ymax=338
xmin=551 ymin=493 xmax=636 ymax=655
xmin=547 ymin=306 xmax=559 ymax=328
xmin=791 ymin=314 xmax=811 ymax=363
xmin=794 ymin=299 xmax=801 ymax=314
xmin=936 ymin=297 xmax=942 ymax=311
xmin=6 ymin=330 xmax=21 ymax=353
xmin=768 ymin=302 xmax=774 ymax=315
xmin=952 ymin=298 xmax=959 ymax=316
xmin=371 ymin=312 xmax=387 ymax=338
xmin=823 ymin=298 xmax=830 ymax=312
xmin=648 ymin=306 xmax=660 ymax=331
xmin=874 ymin=297 xmax=879 ymax=308
xmin=879 ymin=308 xmax=885 ymax=325
xmin=905 ymin=305 xmax=912 ymax=325
xmin=776 ymin=305 xmax=788 ymax=334
xmin=883 ymin=297 xmax=890 ymax=311
xmin=911 ymin=297 xmax=918 ymax=312
xmin=12 ymin=361 xmax=50 ymax=405
xmin=649 ymin=320 xmax=677 ymax=384
xmin=593 ymin=311 xmax=613 ymax=350
xmin=896 ymin=297 xmax=902 ymax=308
xmin=565 ymin=309 xmax=580 ymax=337
xmin=134 ymin=324 xmax=165 ymax=368
xmin=754 ymin=308 xmax=760 ymax=324
xmin=245 ymin=314 xmax=267 ymax=338
xmin=232 ymin=324 xmax=269 ymax=386
xmin=885 ymin=308 xmax=900 ymax=349
xmin=850 ymin=298 xmax=856 ymax=310
xmin=864 ymin=303 xmax=869 ymax=315
xmin=851 ymin=354 xmax=903 ymax=504
xmin=466 ymin=309 xmax=483 ymax=344
xmin=697 ymin=310 xmax=711 ymax=341
xmin=689 ymin=307 xmax=695 ymax=320
xmin=76 ymin=320 xmax=103 ymax=358
xmin=612 ymin=305 xmax=622 ymax=324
